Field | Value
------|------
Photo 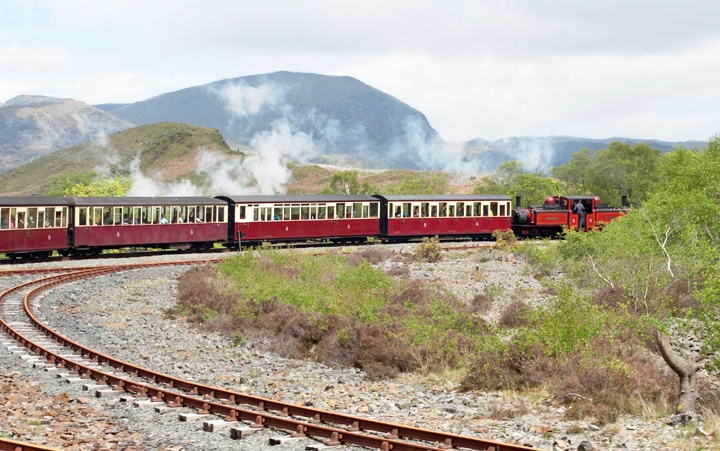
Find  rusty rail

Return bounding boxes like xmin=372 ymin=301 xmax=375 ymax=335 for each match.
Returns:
xmin=0 ymin=438 xmax=62 ymax=451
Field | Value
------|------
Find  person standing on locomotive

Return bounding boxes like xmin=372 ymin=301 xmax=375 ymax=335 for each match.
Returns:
xmin=573 ymin=200 xmax=586 ymax=230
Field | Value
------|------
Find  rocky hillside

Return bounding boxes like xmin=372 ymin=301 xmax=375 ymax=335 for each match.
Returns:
xmin=0 ymin=122 xmax=237 ymax=196
xmin=0 ymin=95 xmax=132 ymax=172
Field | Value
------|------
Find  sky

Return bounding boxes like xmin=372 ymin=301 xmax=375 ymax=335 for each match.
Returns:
xmin=1 ymin=0 xmax=720 ymax=143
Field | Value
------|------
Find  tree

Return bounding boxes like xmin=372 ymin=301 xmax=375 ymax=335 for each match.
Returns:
xmin=64 ymin=174 xmax=132 ymax=197
xmin=325 ymin=170 xmax=376 ymax=195
xmin=474 ymin=161 xmax=559 ymax=205
xmin=655 ymin=331 xmax=701 ymax=423
xmin=553 ymin=141 xmax=663 ymax=207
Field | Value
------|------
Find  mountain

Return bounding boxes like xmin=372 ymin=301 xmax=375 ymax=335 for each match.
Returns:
xmin=101 ymin=71 xmax=443 ymax=169
xmin=0 ymin=95 xmax=132 ymax=172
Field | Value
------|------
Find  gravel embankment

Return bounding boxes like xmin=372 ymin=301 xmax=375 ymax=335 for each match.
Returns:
xmin=0 ymin=249 xmax=710 ymax=450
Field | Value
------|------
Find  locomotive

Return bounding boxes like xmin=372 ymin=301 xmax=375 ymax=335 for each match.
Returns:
xmin=0 ymin=193 xmax=626 ymax=260
xmin=512 ymin=195 xmax=628 ymax=237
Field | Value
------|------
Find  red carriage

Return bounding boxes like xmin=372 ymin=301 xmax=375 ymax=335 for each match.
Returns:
xmin=0 ymin=197 xmax=70 ymax=259
xmin=374 ymin=194 xmax=513 ymax=241
xmin=67 ymin=197 xmax=228 ymax=254
xmin=218 ymin=195 xmax=381 ymax=247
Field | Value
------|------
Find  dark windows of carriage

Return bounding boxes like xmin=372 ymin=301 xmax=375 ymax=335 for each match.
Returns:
xmin=73 ymin=204 xmax=220 ymax=226
xmin=387 ymin=201 xmax=510 ymax=219
xmin=0 ymin=206 xmax=67 ymax=230
xmin=241 ymin=202 xmax=378 ymax=222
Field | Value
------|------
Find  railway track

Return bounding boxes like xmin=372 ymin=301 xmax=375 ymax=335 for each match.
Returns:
xmin=0 ymin=258 xmax=542 ymax=451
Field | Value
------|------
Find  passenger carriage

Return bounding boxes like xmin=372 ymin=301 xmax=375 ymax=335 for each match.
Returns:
xmin=374 ymin=194 xmax=513 ymax=241
xmin=67 ymin=197 xmax=228 ymax=254
xmin=0 ymin=197 xmax=70 ymax=259
xmin=217 ymin=195 xmax=381 ymax=247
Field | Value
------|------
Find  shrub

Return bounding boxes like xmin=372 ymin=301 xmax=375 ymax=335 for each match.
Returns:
xmin=414 ymin=236 xmax=443 ymax=262
xmin=492 ymin=229 xmax=517 ymax=249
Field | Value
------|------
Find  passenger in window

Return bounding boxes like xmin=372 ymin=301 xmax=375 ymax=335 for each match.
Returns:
xmin=274 ymin=212 xmax=281 ymax=220
xmin=431 ymin=206 xmax=437 ymax=217
xmin=395 ymin=206 xmax=402 ymax=218
xmin=103 ymin=212 xmax=113 ymax=225
xmin=17 ymin=213 xmax=25 ymax=228
xmin=160 ymin=215 xmax=169 ymax=224
xmin=413 ymin=207 xmax=420 ymax=217
xmin=55 ymin=212 xmax=62 ymax=227
xmin=188 ymin=211 xmax=195 ymax=223
xmin=27 ymin=216 xmax=35 ymax=228
xmin=8 ymin=216 xmax=15 ymax=229
xmin=123 ymin=214 xmax=132 ymax=224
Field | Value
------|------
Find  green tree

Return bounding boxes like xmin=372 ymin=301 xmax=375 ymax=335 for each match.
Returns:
xmin=324 ymin=170 xmax=377 ymax=195
xmin=45 ymin=172 xmax=96 ymax=196
xmin=64 ymin=174 xmax=132 ymax=197
xmin=553 ymin=142 xmax=663 ymax=207
xmin=474 ymin=161 xmax=559 ymax=205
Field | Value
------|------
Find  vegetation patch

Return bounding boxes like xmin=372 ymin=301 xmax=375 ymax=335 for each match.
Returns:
xmin=175 ymin=247 xmax=489 ymax=379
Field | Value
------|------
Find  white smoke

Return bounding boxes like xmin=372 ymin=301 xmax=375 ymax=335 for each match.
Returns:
xmin=245 ymin=119 xmax=317 ymax=194
xmin=125 ymin=156 xmax=202 ymax=197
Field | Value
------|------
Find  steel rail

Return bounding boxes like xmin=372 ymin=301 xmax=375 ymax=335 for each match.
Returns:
xmin=3 ymin=260 xmax=541 ymax=451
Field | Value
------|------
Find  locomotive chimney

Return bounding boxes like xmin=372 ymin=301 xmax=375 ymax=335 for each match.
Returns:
xmin=515 ymin=196 xmax=522 ymax=208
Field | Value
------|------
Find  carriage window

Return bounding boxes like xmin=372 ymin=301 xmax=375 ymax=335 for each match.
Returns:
xmin=8 ymin=208 xmax=17 ymax=229
xmin=113 ymin=207 xmax=122 ymax=225
xmin=490 ymin=202 xmax=498 ymax=216
xmin=15 ymin=210 xmax=26 ymax=229
xmin=439 ymin=202 xmax=447 ymax=217
xmin=139 ymin=207 xmax=149 ymax=224
xmin=430 ymin=205 xmax=438 ymax=217
xmin=327 ymin=205 xmax=335 ymax=219
xmin=25 ymin=208 xmax=37 ymax=228
xmin=77 ymin=208 xmax=86 ymax=226
xmin=252 ymin=207 xmax=258 ymax=221
xmin=121 ymin=207 xmax=131 ymax=224
xmin=362 ymin=204 xmax=369 ymax=218
xmin=392 ymin=203 xmax=402 ymax=217
xmin=38 ymin=210 xmax=46 ymax=228
xmin=318 ymin=206 xmax=327 ymax=219
xmin=290 ymin=206 xmax=299 ymax=220
xmin=474 ymin=203 xmax=481 ymax=216
xmin=217 ymin=206 xmax=224 ymax=222
xmin=206 ymin=206 xmax=214 ymax=222
xmin=310 ymin=205 xmax=317 ymax=219
xmin=466 ymin=205 xmax=472 ymax=217
xmin=336 ymin=203 xmax=345 ymax=219
xmin=448 ymin=205 xmax=455 ymax=216
xmin=273 ymin=207 xmax=282 ymax=220
xmin=499 ymin=203 xmax=506 ymax=216
xmin=369 ymin=203 xmax=378 ymax=218
xmin=300 ymin=206 xmax=309 ymax=220
xmin=0 ymin=208 xmax=9 ymax=229
xmin=353 ymin=202 xmax=362 ymax=218
xmin=403 ymin=203 xmax=411 ymax=217
xmin=456 ymin=203 xmax=464 ymax=217
xmin=421 ymin=203 xmax=429 ymax=217
xmin=91 ymin=207 xmax=101 ymax=225
xmin=237 ymin=206 xmax=245 ymax=220
xmin=412 ymin=204 xmax=420 ymax=217
xmin=483 ymin=205 xmax=489 ymax=216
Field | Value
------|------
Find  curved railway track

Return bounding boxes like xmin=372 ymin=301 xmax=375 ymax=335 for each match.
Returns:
xmin=0 ymin=258 xmax=541 ymax=451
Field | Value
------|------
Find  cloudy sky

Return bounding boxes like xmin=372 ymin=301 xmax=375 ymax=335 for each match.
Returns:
xmin=1 ymin=0 xmax=719 ymax=143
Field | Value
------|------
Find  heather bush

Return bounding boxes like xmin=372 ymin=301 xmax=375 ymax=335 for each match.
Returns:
xmin=414 ymin=235 xmax=443 ymax=262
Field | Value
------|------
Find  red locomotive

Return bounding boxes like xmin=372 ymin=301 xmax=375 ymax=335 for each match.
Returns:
xmin=512 ymin=195 xmax=627 ymax=237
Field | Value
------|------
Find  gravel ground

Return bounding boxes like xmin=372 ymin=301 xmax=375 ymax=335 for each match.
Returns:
xmin=0 ymin=246 xmax=714 ymax=450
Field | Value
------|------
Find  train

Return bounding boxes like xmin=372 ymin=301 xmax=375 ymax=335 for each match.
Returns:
xmin=0 ymin=193 xmax=626 ymax=260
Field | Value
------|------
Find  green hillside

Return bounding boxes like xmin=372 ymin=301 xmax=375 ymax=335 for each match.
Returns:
xmin=0 ymin=122 xmax=240 ymax=196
